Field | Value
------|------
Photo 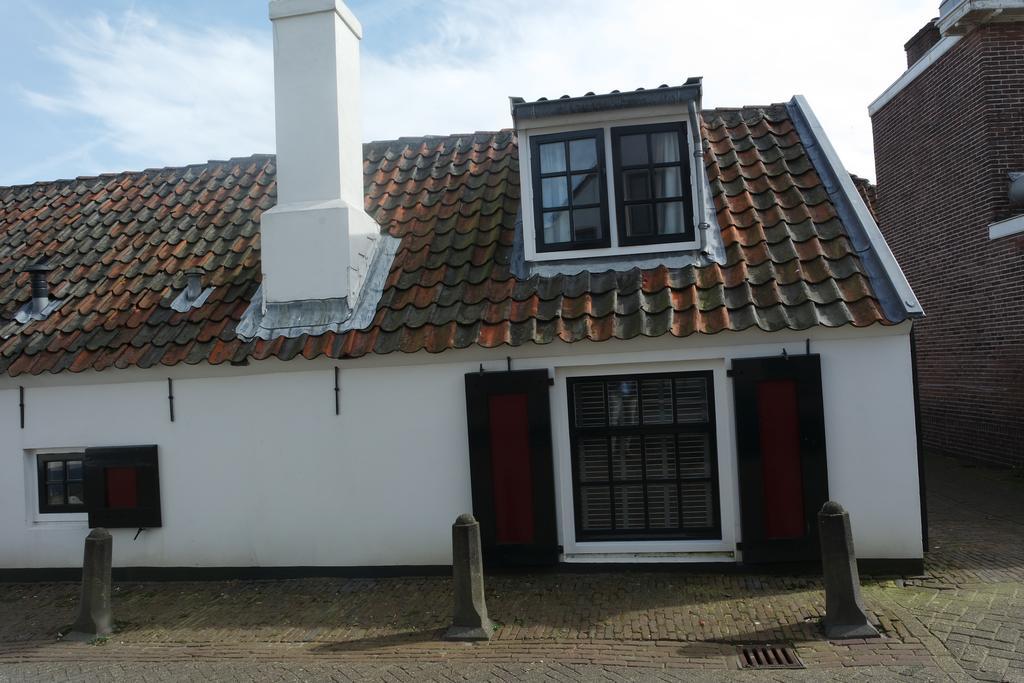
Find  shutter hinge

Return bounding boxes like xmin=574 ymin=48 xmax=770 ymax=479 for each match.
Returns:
xmin=726 ymin=369 xmax=739 ymax=378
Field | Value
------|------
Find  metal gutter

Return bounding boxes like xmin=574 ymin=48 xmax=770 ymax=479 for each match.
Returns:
xmin=868 ymin=36 xmax=962 ymax=115
xmin=787 ymin=95 xmax=923 ymax=322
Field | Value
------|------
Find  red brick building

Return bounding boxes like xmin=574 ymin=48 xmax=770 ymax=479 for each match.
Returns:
xmin=870 ymin=0 xmax=1024 ymax=467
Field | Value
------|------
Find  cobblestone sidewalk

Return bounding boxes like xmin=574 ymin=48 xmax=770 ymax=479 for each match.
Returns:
xmin=0 ymin=453 xmax=1021 ymax=681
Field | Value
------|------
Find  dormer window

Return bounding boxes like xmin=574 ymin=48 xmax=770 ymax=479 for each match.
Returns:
xmin=613 ymin=123 xmax=693 ymax=245
xmin=513 ymin=80 xmax=707 ymax=264
xmin=531 ymin=130 xmax=610 ymax=251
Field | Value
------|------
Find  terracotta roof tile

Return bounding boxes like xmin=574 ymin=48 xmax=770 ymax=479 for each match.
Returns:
xmin=0 ymin=107 xmax=897 ymax=376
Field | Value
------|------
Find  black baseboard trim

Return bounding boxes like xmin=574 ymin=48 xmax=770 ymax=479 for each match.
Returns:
xmin=0 ymin=558 xmax=924 ymax=583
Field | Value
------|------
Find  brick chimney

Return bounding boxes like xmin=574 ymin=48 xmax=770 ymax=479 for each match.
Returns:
xmin=261 ymin=0 xmax=378 ymax=305
xmin=904 ymin=19 xmax=941 ymax=67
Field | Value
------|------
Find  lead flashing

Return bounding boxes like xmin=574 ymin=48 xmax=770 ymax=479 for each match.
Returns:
xmin=511 ymin=79 xmax=702 ymax=123
xmin=236 ymin=233 xmax=400 ymax=340
xmin=988 ymin=214 xmax=1024 ymax=239
xmin=869 ymin=35 xmax=962 ymax=115
xmin=787 ymin=95 xmax=923 ymax=322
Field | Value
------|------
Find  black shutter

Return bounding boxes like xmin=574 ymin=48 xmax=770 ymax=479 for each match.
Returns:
xmin=465 ymin=370 xmax=559 ymax=566
xmin=732 ymin=355 xmax=828 ymax=563
xmin=84 ymin=445 xmax=162 ymax=529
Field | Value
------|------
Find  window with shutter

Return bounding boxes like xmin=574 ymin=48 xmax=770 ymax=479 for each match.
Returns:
xmin=568 ymin=371 xmax=720 ymax=541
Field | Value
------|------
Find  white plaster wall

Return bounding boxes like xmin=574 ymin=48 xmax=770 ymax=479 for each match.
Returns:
xmin=0 ymin=324 xmax=922 ymax=569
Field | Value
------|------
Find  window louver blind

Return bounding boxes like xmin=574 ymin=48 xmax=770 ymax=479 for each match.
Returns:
xmin=569 ymin=371 xmax=719 ymax=541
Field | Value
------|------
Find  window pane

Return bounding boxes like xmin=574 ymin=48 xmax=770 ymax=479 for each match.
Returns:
xmin=610 ymin=436 xmax=642 ymax=480
xmin=681 ymin=481 xmax=714 ymax=528
xmin=580 ymin=486 xmax=612 ymax=530
xmin=653 ymin=167 xmax=682 ymax=198
xmin=647 ymin=483 xmax=680 ymax=529
xmin=623 ymin=170 xmax=650 ymax=201
xmin=541 ymin=177 xmax=568 ymax=208
xmin=543 ymin=211 xmax=571 ymax=244
xmin=569 ymin=138 xmax=597 ymax=171
xmin=656 ymin=201 xmax=685 ymax=235
xmin=47 ymin=484 xmax=64 ymax=506
xmin=614 ymin=485 xmax=646 ymax=529
xmin=678 ymin=434 xmax=710 ymax=479
xmin=573 ymin=381 xmax=606 ymax=427
xmin=66 ymin=460 xmax=83 ymax=481
xmin=606 ymin=379 xmax=638 ymax=426
xmin=538 ymin=142 xmax=565 ymax=173
xmin=626 ymin=204 xmax=653 ymax=236
xmin=46 ymin=461 xmax=64 ymax=482
xmin=67 ymin=483 xmax=84 ymax=505
xmin=640 ymin=378 xmax=674 ymax=424
xmin=674 ymin=377 xmax=709 ymax=423
xmin=619 ymin=134 xmax=647 ymax=166
xmin=573 ymin=208 xmax=603 ymax=242
xmin=651 ymin=131 xmax=680 ymax=163
xmin=578 ymin=438 xmax=608 ymax=483
xmin=571 ymin=173 xmax=600 ymax=205
xmin=644 ymin=434 xmax=676 ymax=478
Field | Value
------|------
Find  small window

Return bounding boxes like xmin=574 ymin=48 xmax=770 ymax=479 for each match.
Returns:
xmin=37 ymin=453 xmax=86 ymax=514
xmin=568 ymin=371 xmax=719 ymax=541
xmin=530 ymin=129 xmax=611 ymax=252
xmin=611 ymin=123 xmax=694 ymax=246
xmin=33 ymin=446 xmax=162 ymax=526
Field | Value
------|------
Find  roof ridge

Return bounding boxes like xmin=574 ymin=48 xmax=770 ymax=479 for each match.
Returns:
xmin=0 ymin=154 xmax=277 ymax=192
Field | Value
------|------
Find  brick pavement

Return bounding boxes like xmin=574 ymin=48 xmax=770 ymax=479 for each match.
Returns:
xmin=0 ymin=453 xmax=1020 ymax=681
xmin=877 ymin=455 xmax=1024 ymax=682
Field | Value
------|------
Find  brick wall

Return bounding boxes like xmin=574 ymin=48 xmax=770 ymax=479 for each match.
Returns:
xmin=872 ymin=23 xmax=1024 ymax=468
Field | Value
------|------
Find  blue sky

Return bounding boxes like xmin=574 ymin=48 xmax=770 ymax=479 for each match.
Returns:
xmin=0 ymin=0 xmax=935 ymax=186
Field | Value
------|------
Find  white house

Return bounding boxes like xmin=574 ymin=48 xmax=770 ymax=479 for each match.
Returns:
xmin=0 ymin=0 xmax=926 ymax=578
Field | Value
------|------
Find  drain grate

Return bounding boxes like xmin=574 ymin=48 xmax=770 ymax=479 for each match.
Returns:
xmin=736 ymin=643 xmax=805 ymax=670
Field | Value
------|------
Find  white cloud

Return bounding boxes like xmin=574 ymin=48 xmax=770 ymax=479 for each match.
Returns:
xmin=22 ymin=10 xmax=275 ymax=167
xmin=23 ymin=0 xmax=936 ymax=179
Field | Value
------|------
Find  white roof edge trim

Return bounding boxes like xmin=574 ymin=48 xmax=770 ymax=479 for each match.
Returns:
xmin=988 ymin=214 xmax=1024 ymax=239
xmin=868 ymin=35 xmax=962 ymax=115
xmin=788 ymin=95 xmax=924 ymax=317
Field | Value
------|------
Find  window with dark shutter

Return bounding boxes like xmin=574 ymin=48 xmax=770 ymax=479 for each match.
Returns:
xmin=568 ymin=371 xmax=719 ymax=541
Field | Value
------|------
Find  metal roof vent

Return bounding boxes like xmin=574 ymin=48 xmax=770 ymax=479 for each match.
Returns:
xmin=171 ymin=268 xmax=214 ymax=312
xmin=14 ymin=262 xmax=63 ymax=323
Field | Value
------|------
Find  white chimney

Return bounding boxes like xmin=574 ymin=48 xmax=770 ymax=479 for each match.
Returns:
xmin=261 ymin=0 xmax=378 ymax=305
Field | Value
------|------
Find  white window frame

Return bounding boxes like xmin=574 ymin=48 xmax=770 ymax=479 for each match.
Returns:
xmin=551 ymin=360 xmax=737 ymax=560
xmin=24 ymin=447 xmax=88 ymax=526
xmin=519 ymin=107 xmax=702 ymax=262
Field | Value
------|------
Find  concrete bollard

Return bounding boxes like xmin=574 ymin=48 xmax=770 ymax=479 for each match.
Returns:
xmin=444 ymin=513 xmax=494 ymax=641
xmin=66 ymin=528 xmax=113 ymax=641
xmin=818 ymin=501 xmax=879 ymax=639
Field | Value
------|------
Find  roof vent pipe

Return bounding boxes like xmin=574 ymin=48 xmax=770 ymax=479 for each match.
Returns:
xmin=185 ymin=268 xmax=203 ymax=302
xmin=171 ymin=268 xmax=215 ymax=312
xmin=25 ymin=263 xmax=53 ymax=315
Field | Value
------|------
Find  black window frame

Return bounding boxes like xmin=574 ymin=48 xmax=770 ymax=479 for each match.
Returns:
xmin=611 ymin=122 xmax=695 ymax=247
xmin=567 ymin=370 xmax=721 ymax=542
xmin=37 ymin=452 xmax=87 ymax=514
xmin=530 ymin=128 xmax=612 ymax=253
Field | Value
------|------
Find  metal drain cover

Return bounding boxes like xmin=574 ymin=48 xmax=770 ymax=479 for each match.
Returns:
xmin=736 ymin=643 xmax=805 ymax=669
